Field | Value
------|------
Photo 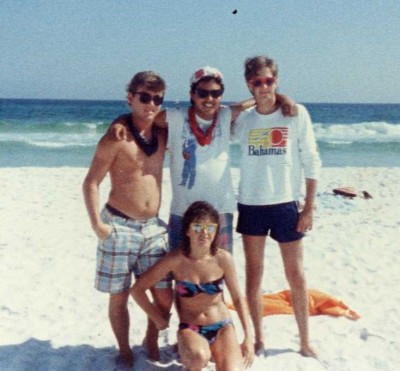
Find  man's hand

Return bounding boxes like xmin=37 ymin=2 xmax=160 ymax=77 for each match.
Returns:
xmin=108 ymin=114 xmax=129 ymax=141
xmin=276 ymin=94 xmax=298 ymax=117
xmin=107 ymin=123 xmax=128 ymax=141
xmin=296 ymin=208 xmax=314 ymax=233
xmin=94 ymin=223 xmax=113 ymax=240
xmin=281 ymin=102 xmax=298 ymax=117
xmin=154 ymin=313 xmax=171 ymax=331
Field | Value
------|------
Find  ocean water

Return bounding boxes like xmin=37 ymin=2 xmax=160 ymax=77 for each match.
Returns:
xmin=0 ymin=99 xmax=399 ymax=168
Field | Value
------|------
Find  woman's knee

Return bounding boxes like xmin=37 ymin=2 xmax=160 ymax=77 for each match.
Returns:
xmin=180 ymin=346 xmax=210 ymax=369
xmin=178 ymin=331 xmax=211 ymax=369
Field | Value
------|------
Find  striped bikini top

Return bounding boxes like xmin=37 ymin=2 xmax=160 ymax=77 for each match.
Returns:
xmin=175 ymin=277 xmax=224 ymax=298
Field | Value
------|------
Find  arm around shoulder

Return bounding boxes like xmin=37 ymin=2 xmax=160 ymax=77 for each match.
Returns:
xmin=229 ymin=97 xmax=255 ymax=122
xmin=276 ymin=93 xmax=298 ymax=117
xmin=107 ymin=114 xmax=131 ymax=141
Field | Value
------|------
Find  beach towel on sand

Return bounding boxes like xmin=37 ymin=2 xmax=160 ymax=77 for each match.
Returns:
xmin=229 ymin=290 xmax=360 ymax=320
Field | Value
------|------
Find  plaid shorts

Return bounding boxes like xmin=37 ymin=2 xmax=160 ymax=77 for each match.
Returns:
xmin=95 ymin=206 xmax=171 ymax=294
xmin=168 ymin=212 xmax=233 ymax=253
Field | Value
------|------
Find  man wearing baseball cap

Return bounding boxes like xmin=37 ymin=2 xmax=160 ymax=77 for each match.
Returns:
xmin=110 ymin=66 xmax=296 ymax=253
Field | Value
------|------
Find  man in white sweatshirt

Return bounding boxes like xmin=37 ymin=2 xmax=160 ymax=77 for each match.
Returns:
xmin=232 ymin=55 xmax=321 ymax=358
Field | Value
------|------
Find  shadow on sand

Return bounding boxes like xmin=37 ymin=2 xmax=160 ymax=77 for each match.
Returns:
xmin=0 ymin=338 xmax=182 ymax=371
xmin=265 ymin=348 xmax=297 ymax=357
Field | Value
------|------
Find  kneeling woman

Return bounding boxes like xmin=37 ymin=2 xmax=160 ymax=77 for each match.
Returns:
xmin=131 ymin=201 xmax=254 ymax=370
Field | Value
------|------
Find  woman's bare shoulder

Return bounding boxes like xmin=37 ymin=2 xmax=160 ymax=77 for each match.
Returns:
xmin=215 ymin=249 xmax=233 ymax=266
xmin=163 ymin=249 xmax=186 ymax=267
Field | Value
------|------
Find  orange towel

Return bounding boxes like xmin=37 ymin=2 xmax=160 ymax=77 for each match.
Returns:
xmin=229 ymin=290 xmax=360 ymax=320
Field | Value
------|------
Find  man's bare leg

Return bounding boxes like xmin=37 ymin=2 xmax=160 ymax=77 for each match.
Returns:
xmin=279 ymin=240 xmax=317 ymax=358
xmin=144 ymin=287 xmax=173 ymax=361
xmin=109 ymin=291 xmax=134 ymax=367
xmin=243 ymin=234 xmax=267 ymax=355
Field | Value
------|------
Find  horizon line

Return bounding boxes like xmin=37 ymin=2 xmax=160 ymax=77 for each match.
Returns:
xmin=1 ymin=97 xmax=399 ymax=105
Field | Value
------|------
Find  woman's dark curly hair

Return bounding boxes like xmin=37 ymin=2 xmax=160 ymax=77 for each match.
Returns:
xmin=180 ymin=201 xmax=220 ymax=257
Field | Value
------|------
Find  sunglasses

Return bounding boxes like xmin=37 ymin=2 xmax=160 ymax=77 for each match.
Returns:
xmin=133 ymin=91 xmax=164 ymax=106
xmin=250 ymin=77 xmax=276 ymax=87
xmin=196 ymin=88 xmax=223 ymax=99
xmin=190 ymin=222 xmax=218 ymax=234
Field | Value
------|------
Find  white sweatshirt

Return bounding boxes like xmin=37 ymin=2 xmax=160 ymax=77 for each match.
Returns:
xmin=231 ymin=104 xmax=321 ymax=205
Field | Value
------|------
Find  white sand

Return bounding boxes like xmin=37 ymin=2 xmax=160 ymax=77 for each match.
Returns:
xmin=1 ymin=167 xmax=399 ymax=370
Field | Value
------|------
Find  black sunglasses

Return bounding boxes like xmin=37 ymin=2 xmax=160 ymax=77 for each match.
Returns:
xmin=133 ymin=91 xmax=164 ymax=106
xmin=196 ymin=88 xmax=223 ymax=99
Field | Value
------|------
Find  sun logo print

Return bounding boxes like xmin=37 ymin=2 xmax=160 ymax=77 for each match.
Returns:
xmin=247 ymin=127 xmax=288 ymax=156
xmin=249 ymin=127 xmax=288 ymax=147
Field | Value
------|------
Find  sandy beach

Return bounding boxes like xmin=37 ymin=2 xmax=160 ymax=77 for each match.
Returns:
xmin=1 ymin=166 xmax=399 ymax=371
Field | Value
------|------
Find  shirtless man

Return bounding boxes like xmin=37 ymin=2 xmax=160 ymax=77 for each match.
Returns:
xmin=83 ymin=71 xmax=172 ymax=368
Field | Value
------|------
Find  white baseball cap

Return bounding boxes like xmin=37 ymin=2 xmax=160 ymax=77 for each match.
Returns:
xmin=190 ymin=66 xmax=223 ymax=85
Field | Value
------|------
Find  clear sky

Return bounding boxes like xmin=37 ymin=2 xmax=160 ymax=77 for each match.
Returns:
xmin=1 ymin=0 xmax=399 ymax=103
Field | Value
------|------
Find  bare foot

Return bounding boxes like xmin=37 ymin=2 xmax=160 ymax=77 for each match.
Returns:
xmin=254 ymin=341 xmax=266 ymax=356
xmin=116 ymin=350 xmax=134 ymax=369
xmin=300 ymin=345 xmax=318 ymax=358
xmin=143 ymin=336 xmax=160 ymax=361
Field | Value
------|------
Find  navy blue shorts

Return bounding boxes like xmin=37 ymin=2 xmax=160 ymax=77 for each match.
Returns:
xmin=236 ymin=202 xmax=304 ymax=243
